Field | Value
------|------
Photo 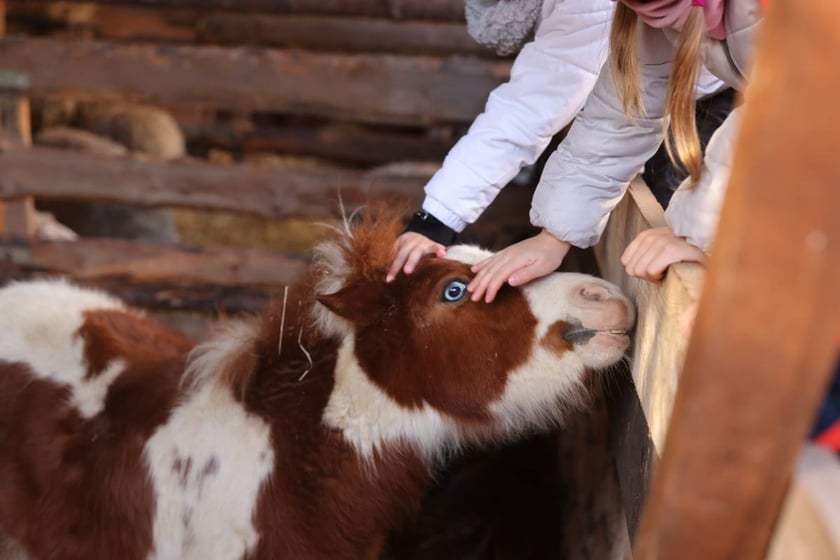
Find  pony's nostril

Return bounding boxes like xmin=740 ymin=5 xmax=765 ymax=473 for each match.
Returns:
xmin=580 ymin=285 xmax=610 ymax=302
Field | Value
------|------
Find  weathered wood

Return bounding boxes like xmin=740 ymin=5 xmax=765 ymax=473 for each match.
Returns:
xmin=184 ymin=121 xmax=452 ymax=166
xmin=0 ymin=265 xmax=279 ymax=313
xmin=634 ymin=1 xmax=840 ymax=558
xmin=0 ymin=0 xmax=6 ymax=37
xmin=0 ymin=235 xmax=308 ymax=287
xmin=594 ymin=179 xmax=704 ymax=543
xmin=0 ymin=69 xmax=36 ymax=238
xmin=0 ymin=37 xmax=508 ymax=125
xmin=596 ymin=179 xmax=704 ymax=452
xmin=8 ymin=4 xmax=490 ymax=56
xmin=15 ymin=0 xmax=466 ymax=21
xmin=0 ymin=146 xmax=428 ymax=217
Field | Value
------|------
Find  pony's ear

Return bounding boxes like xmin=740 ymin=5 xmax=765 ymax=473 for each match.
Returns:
xmin=317 ymin=281 xmax=387 ymax=327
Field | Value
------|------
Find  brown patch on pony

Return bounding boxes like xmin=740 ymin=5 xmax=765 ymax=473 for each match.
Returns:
xmin=0 ymin=312 xmax=193 ymax=559
xmin=541 ymin=321 xmax=575 ymax=356
xmin=78 ymin=309 xmax=193 ymax=379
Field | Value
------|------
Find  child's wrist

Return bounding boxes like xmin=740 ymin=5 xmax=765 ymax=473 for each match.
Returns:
xmin=404 ymin=211 xmax=457 ymax=245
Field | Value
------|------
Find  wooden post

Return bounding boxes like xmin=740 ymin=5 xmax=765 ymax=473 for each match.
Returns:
xmin=634 ymin=1 xmax=840 ymax=558
xmin=0 ymin=69 xmax=35 ymax=237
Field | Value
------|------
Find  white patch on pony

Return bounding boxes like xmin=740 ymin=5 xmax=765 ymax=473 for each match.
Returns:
xmin=488 ymin=346 xmax=586 ymax=436
xmin=322 ymin=337 xmax=461 ymax=463
xmin=444 ymin=244 xmax=493 ymax=266
xmin=145 ymin=327 xmax=274 ymax=560
xmin=488 ymin=272 xmax=629 ymax=433
xmin=0 ymin=279 xmax=128 ymax=418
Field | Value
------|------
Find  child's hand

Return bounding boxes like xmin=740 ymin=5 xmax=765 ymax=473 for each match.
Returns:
xmin=387 ymin=232 xmax=446 ymax=282
xmin=468 ymin=230 xmax=571 ymax=303
xmin=621 ymin=227 xmax=706 ymax=283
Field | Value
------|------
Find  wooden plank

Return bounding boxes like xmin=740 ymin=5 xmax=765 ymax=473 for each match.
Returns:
xmin=594 ymin=179 xmax=704 ymax=544
xmin=0 ymin=31 xmax=36 ymax=238
xmin=0 ymin=236 xmax=308 ymax=287
xmin=184 ymin=121 xmax=452 ymax=166
xmin=0 ymin=37 xmax=508 ymax=125
xmin=15 ymin=0 xmax=467 ymax=21
xmin=633 ymin=1 xmax=840 ymax=558
xmin=7 ymin=4 xmax=491 ymax=56
xmin=0 ymin=145 xmax=428 ymax=217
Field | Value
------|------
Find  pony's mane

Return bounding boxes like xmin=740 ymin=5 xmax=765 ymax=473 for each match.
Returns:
xmin=309 ymin=209 xmax=404 ymax=337
xmin=181 ymin=210 xmax=405 ymax=398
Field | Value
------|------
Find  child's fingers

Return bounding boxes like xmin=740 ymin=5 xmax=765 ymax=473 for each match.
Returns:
xmin=621 ymin=230 xmax=652 ymax=266
xmin=387 ymin=242 xmax=413 ymax=282
xmin=404 ymin=243 xmax=440 ymax=274
xmin=508 ymin=260 xmax=547 ymax=286
xmin=626 ymin=241 xmax=661 ymax=279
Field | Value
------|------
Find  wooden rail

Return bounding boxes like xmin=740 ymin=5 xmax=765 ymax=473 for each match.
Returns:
xmin=14 ymin=0 xmax=467 ymax=21
xmin=7 ymin=4 xmax=491 ymax=56
xmin=0 ymin=37 xmax=509 ymax=125
xmin=0 ymin=236 xmax=307 ymax=312
xmin=597 ymin=180 xmax=840 ymax=559
xmin=0 ymin=146 xmax=427 ymax=218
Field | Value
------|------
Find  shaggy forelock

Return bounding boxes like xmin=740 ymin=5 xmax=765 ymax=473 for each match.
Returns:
xmin=309 ymin=211 xmax=404 ymax=337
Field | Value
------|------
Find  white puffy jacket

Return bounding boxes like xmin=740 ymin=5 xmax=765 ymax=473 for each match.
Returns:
xmin=531 ymin=1 xmax=762 ymax=250
xmin=422 ymin=0 xmax=727 ymax=245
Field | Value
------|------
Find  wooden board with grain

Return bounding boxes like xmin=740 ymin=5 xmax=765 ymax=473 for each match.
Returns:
xmin=0 ymin=146 xmax=428 ymax=218
xmin=0 ymin=37 xmax=509 ymax=125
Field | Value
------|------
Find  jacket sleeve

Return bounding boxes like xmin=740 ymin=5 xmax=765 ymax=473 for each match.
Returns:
xmin=421 ymin=0 xmax=614 ymax=232
xmin=530 ymin=24 xmax=677 ymax=248
xmin=665 ymin=106 xmax=743 ymax=252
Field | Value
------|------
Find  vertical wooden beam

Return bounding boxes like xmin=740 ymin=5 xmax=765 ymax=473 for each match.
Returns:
xmin=634 ymin=1 xmax=840 ymax=559
xmin=0 ymin=69 xmax=35 ymax=237
xmin=0 ymin=0 xmax=9 ymax=232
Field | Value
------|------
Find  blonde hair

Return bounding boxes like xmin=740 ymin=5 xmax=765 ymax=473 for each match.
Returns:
xmin=610 ymin=4 xmax=706 ymax=184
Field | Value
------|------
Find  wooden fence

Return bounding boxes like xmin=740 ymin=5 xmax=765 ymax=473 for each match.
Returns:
xmin=596 ymin=1 xmax=840 ymax=557
xmin=0 ymin=0 xmax=510 ymax=320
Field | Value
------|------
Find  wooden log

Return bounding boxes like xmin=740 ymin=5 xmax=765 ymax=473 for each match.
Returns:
xmin=0 ymin=145 xmax=428 ymax=217
xmin=7 ymin=4 xmax=492 ymax=56
xmin=0 ymin=37 xmax=507 ymax=125
xmin=15 ymin=0 xmax=467 ymax=21
xmin=634 ymin=1 xmax=840 ymax=558
xmin=183 ymin=121 xmax=452 ymax=166
xmin=0 ymin=265 xmax=280 ymax=313
xmin=0 ymin=235 xmax=308 ymax=287
xmin=0 ymin=42 xmax=36 ymax=238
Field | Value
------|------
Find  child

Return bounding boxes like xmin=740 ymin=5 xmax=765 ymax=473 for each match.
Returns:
xmin=390 ymin=0 xmax=759 ymax=302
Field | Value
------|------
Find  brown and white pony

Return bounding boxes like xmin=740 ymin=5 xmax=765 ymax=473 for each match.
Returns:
xmin=0 ymin=214 xmax=634 ymax=560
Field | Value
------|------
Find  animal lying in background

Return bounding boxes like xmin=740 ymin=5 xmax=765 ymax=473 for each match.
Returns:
xmin=0 ymin=213 xmax=634 ymax=560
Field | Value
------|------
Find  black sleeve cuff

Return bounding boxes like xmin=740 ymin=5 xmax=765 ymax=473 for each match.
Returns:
xmin=404 ymin=210 xmax=457 ymax=246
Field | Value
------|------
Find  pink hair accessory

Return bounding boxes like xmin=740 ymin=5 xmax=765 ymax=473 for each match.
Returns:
xmin=691 ymin=0 xmax=705 ymax=6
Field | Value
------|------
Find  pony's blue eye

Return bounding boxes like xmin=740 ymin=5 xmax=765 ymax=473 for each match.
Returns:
xmin=442 ymin=280 xmax=468 ymax=303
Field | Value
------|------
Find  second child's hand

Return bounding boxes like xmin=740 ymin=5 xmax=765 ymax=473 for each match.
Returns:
xmin=468 ymin=230 xmax=571 ymax=303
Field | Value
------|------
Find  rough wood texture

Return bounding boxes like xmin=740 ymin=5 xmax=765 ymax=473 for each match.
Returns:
xmin=16 ymin=0 xmax=466 ymax=20
xmin=0 ymin=37 xmax=509 ymax=125
xmin=595 ymin=179 xmax=704 ymax=453
xmin=0 ymin=235 xmax=308 ymax=287
xmin=594 ymin=178 xmax=704 ymax=542
xmin=0 ymin=70 xmax=36 ymax=237
xmin=634 ymin=1 xmax=840 ymax=558
xmin=0 ymin=146 xmax=427 ymax=217
xmin=7 ymin=4 xmax=490 ymax=56
xmin=184 ymin=121 xmax=452 ymax=167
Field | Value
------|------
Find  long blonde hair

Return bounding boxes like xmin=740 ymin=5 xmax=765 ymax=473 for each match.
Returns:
xmin=609 ymin=4 xmax=706 ymax=184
